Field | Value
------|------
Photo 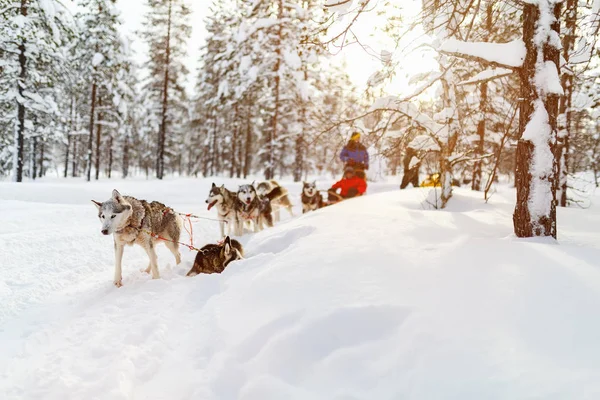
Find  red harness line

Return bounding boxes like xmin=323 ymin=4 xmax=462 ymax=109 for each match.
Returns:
xmin=141 ymin=228 xmax=203 ymax=252
xmin=159 ymin=208 xmax=223 ymax=252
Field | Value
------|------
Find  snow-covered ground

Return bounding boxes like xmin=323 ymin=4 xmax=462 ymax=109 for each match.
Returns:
xmin=1 ymin=177 xmax=599 ymax=399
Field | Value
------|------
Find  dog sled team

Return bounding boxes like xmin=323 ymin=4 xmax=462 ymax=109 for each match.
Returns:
xmin=92 ymin=131 xmax=369 ymax=287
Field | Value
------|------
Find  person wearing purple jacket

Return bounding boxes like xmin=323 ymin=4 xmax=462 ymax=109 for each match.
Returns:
xmin=340 ymin=132 xmax=369 ymax=180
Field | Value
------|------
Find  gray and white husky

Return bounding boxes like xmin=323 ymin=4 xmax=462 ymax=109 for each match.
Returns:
xmin=92 ymin=189 xmax=182 ymax=287
xmin=206 ymin=183 xmax=238 ymax=238
xmin=236 ymin=183 xmax=284 ymax=235
xmin=256 ymin=180 xmax=294 ymax=222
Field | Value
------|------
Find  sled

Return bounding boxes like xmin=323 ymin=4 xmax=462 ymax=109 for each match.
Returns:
xmin=323 ymin=190 xmax=363 ymax=206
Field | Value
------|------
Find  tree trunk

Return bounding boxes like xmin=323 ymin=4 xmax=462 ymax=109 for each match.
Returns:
xmin=266 ymin=0 xmax=284 ymax=180
xmin=157 ymin=0 xmax=173 ymax=180
xmin=243 ymin=109 xmax=252 ymax=179
xmin=64 ymin=135 xmax=71 ymax=178
xmin=94 ymin=96 xmax=102 ymax=180
xmin=513 ymin=2 xmax=560 ymax=238
xmin=107 ymin=134 xmax=113 ymax=179
xmin=86 ymin=81 xmax=97 ymax=182
xmin=14 ymin=0 xmax=28 ymax=182
xmin=439 ymin=75 xmax=460 ymax=208
xmin=557 ymin=0 xmax=577 ymax=207
xmin=39 ymin=139 xmax=44 ymax=177
xmin=472 ymin=2 xmax=493 ymax=191
xmin=72 ymin=135 xmax=78 ymax=177
xmin=211 ymin=116 xmax=218 ymax=175
xmin=31 ymin=136 xmax=37 ymax=180
xmin=230 ymin=104 xmax=239 ymax=178
xmin=122 ymin=134 xmax=129 ymax=178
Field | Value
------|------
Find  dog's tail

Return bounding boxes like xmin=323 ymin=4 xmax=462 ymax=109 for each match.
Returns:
xmin=266 ymin=186 xmax=286 ymax=201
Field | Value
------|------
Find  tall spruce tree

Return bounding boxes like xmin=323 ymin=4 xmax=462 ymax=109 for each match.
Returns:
xmin=0 ymin=0 xmax=73 ymax=181
xmin=140 ymin=0 xmax=191 ymax=180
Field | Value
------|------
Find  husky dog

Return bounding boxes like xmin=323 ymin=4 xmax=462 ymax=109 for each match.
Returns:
xmin=256 ymin=180 xmax=294 ymax=222
xmin=235 ymin=184 xmax=284 ymax=235
xmin=186 ymin=236 xmax=244 ymax=276
xmin=235 ymin=184 xmax=262 ymax=235
xmin=301 ymin=181 xmax=324 ymax=213
xmin=92 ymin=189 xmax=182 ymax=287
xmin=206 ymin=183 xmax=238 ymax=238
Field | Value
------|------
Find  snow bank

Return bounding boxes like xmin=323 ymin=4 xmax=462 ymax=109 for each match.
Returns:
xmin=1 ymin=179 xmax=600 ymax=399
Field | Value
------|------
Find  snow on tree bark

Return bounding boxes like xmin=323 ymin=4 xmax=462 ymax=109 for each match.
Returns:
xmin=513 ymin=1 xmax=562 ymax=239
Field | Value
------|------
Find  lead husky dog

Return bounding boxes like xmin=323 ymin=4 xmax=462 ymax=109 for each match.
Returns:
xmin=236 ymin=183 xmax=284 ymax=235
xmin=186 ymin=236 xmax=244 ymax=276
xmin=256 ymin=180 xmax=294 ymax=222
xmin=92 ymin=189 xmax=182 ymax=287
xmin=206 ymin=183 xmax=238 ymax=238
xmin=301 ymin=181 xmax=324 ymax=213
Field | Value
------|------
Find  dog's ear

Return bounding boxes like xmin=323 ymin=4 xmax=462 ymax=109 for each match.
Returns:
xmin=91 ymin=200 xmax=102 ymax=210
xmin=212 ymin=182 xmax=216 ymax=188
xmin=112 ymin=189 xmax=124 ymax=202
xmin=251 ymin=180 xmax=256 ymax=186
xmin=223 ymin=236 xmax=232 ymax=256
xmin=221 ymin=184 xmax=225 ymax=189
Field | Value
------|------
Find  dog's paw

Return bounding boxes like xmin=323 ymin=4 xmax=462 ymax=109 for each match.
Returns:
xmin=114 ymin=279 xmax=123 ymax=288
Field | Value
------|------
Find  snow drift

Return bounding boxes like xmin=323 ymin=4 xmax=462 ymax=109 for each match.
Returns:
xmin=1 ymin=179 xmax=600 ymax=399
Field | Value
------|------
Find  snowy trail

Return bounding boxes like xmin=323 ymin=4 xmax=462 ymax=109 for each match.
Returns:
xmin=1 ymin=178 xmax=600 ymax=399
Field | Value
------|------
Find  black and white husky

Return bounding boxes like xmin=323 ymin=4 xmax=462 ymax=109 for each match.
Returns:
xmin=235 ymin=183 xmax=284 ymax=235
xmin=301 ymin=181 xmax=324 ymax=213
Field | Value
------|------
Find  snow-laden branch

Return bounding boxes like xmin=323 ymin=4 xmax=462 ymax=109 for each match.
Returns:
xmin=457 ymin=67 xmax=514 ymax=86
xmin=370 ymin=97 xmax=449 ymax=139
xmin=439 ymin=38 xmax=526 ymax=69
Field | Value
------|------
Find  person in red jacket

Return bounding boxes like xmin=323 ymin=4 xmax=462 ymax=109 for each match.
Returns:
xmin=328 ymin=166 xmax=367 ymax=201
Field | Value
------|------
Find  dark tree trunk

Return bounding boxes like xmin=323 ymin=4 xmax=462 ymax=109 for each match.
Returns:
xmin=64 ymin=135 xmax=71 ymax=178
xmin=230 ymin=105 xmax=239 ymax=178
xmin=72 ymin=135 xmax=78 ymax=177
xmin=513 ymin=3 xmax=560 ymax=238
xmin=107 ymin=134 xmax=113 ymax=178
xmin=65 ymin=96 xmax=75 ymax=178
xmin=14 ymin=0 xmax=28 ymax=182
xmin=122 ymin=134 xmax=129 ymax=178
xmin=39 ymin=139 xmax=45 ymax=177
xmin=243 ymin=109 xmax=252 ymax=179
xmin=94 ymin=96 xmax=102 ymax=180
xmin=211 ymin=116 xmax=218 ymax=175
xmin=293 ymin=135 xmax=304 ymax=182
xmin=86 ymin=81 xmax=97 ymax=182
xmin=157 ymin=0 xmax=173 ymax=180
xmin=31 ymin=136 xmax=37 ymax=180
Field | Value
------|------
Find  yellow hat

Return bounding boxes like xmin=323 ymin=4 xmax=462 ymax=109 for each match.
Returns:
xmin=350 ymin=132 xmax=361 ymax=141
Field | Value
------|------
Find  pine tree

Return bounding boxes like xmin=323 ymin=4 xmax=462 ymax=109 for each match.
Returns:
xmin=74 ymin=0 xmax=129 ymax=181
xmin=140 ymin=0 xmax=191 ymax=180
xmin=0 ymin=0 xmax=73 ymax=181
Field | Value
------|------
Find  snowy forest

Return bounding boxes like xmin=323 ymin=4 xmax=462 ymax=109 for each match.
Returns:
xmin=1 ymin=0 xmax=600 ymax=238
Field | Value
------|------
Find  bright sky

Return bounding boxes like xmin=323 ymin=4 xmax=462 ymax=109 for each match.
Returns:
xmin=66 ymin=0 xmax=437 ymax=97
